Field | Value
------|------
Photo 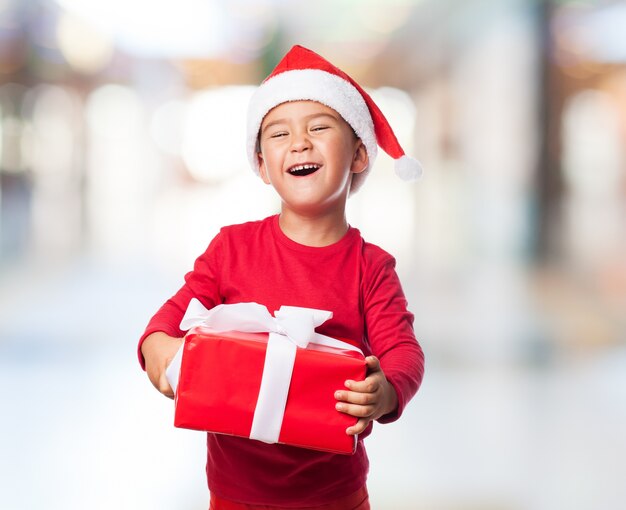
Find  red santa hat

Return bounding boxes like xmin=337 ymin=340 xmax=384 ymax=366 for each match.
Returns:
xmin=247 ymin=45 xmax=422 ymax=192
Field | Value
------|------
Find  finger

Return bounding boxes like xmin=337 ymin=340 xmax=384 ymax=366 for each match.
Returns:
xmin=335 ymin=401 xmax=376 ymax=418
xmin=346 ymin=417 xmax=371 ymax=436
xmin=158 ymin=373 xmax=175 ymax=399
xmin=335 ymin=389 xmax=376 ymax=406
xmin=365 ymin=355 xmax=380 ymax=372
xmin=344 ymin=377 xmax=379 ymax=394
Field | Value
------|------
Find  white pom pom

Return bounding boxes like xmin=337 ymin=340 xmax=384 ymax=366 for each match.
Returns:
xmin=394 ymin=155 xmax=423 ymax=181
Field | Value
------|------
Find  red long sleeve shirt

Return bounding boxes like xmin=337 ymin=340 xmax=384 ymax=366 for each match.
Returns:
xmin=139 ymin=215 xmax=424 ymax=506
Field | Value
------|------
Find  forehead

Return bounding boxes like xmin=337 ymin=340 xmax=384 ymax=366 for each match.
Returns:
xmin=261 ymin=100 xmax=345 ymax=126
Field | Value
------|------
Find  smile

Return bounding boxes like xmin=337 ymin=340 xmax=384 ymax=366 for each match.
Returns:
xmin=287 ymin=163 xmax=321 ymax=177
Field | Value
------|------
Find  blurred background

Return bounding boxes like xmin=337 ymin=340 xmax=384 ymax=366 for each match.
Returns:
xmin=1 ymin=0 xmax=625 ymax=509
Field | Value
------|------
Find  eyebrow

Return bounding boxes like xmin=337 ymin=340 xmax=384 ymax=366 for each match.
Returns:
xmin=261 ymin=112 xmax=340 ymax=135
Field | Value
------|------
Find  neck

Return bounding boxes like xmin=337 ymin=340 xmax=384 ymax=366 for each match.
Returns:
xmin=278 ymin=209 xmax=349 ymax=247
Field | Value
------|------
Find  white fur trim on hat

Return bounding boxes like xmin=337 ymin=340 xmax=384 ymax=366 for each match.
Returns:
xmin=247 ymin=69 xmax=378 ymax=193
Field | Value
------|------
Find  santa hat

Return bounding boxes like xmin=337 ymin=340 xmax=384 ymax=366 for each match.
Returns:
xmin=246 ymin=45 xmax=422 ymax=192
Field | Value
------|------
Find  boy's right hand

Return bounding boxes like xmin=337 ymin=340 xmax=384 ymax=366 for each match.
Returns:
xmin=141 ymin=332 xmax=184 ymax=399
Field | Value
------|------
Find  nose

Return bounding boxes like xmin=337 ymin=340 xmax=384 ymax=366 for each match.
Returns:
xmin=290 ymin=130 xmax=311 ymax=152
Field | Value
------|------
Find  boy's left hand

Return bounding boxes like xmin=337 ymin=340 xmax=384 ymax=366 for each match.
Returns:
xmin=334 ymin=356 xmax=399 ymax=436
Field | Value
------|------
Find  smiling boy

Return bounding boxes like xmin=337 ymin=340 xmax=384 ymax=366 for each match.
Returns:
xmin=139 ymin=45 xmax=425 ymax=510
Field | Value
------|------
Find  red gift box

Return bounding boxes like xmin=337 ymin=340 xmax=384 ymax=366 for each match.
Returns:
xmin=173 ymin=326 xmax=366 ymax=454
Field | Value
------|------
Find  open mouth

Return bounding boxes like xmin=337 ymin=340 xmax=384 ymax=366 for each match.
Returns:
xmin=287 ymin=164 xmax=321 ymax=177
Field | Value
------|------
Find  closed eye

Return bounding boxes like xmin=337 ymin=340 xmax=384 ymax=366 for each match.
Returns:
xmin=270 ymin=131 xmax=288 ymax=138
xmin=311 ymin=126 xmax=329 ymax=132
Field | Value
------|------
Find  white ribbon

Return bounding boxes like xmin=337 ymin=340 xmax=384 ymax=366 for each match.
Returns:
xmin=167 ymin=298 xmax=362 ymax=444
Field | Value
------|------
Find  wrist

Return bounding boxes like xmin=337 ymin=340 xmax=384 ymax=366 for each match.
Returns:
xmin=382 ymin=379 xmax=399 ymax=417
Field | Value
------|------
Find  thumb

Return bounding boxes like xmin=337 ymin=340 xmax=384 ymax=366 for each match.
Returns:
xmin=159 ymin=372 xmax=175 ymax=400
xmin=365 ymin=355 xmax=380 ymax=372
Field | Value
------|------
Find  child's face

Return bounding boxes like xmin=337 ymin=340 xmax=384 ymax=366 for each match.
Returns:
xmin=257 ymin=100 xmax=368 ymax=217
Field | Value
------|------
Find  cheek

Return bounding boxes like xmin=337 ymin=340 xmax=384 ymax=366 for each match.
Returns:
xmin=265 ymin=145 xmax=288 ymax=168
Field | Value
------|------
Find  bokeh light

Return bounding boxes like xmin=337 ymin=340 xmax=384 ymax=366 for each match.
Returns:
xmin=149 ymin=99 xmax=187 ymax=157
xmin=181 ymin=86 xmax=255 ymax=183
xmin=56 ymin=12 xmax=113 ymax=74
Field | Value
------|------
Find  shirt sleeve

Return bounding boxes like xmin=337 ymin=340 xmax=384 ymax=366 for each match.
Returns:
xmin=362 ymin=256 xmax=424 ymax=423
xmin=137 ymin=231 xmax=225 ymax=370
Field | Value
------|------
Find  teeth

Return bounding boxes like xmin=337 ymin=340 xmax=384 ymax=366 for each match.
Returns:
xmin=290 ymin=164 xmax=319 ymax=172
xmin=289 ymin=164 xmax=320 ymax=175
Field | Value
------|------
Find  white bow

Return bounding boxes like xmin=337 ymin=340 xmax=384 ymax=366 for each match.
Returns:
xmin=179 ymin=299 xmax=335 ymax=348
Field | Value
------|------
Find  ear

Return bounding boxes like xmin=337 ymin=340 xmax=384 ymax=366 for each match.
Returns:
xmin=350 ymin=140 xmax=369 ymax=175
xmin=257 ymin=152 xmax=272 ymax=185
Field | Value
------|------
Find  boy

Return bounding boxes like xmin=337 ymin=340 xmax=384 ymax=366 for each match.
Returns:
xmin=139 ymin=45 xmax=425 ymax=509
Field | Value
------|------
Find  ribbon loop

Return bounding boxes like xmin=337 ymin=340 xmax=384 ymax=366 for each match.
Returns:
xmin=274 ymin=306 xmax=332 ymax=348
xmin=180 ymin=301 xmax=275 ymax=333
